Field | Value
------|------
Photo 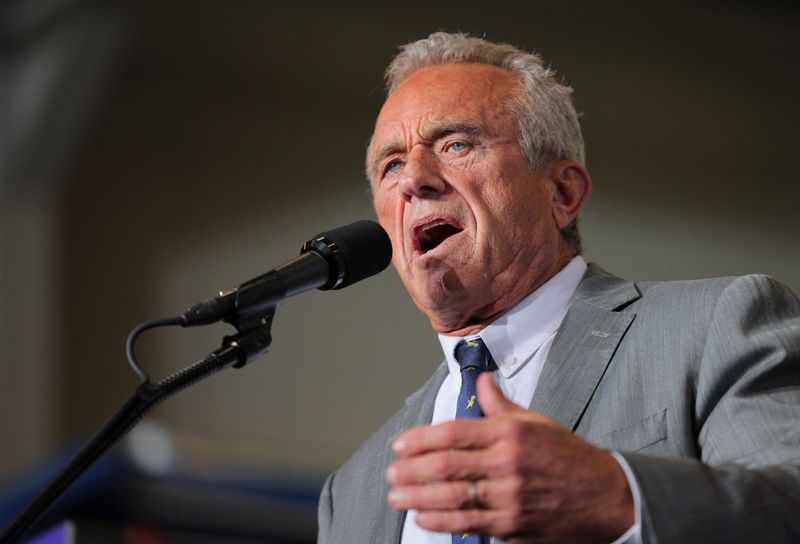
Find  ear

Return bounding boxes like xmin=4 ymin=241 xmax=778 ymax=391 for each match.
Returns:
xmin=548 ymin=160 xmax=592 ymax=230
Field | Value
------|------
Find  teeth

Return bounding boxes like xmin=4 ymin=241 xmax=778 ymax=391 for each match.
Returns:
xmin=422 ymin=220 xmax=448 ymax=231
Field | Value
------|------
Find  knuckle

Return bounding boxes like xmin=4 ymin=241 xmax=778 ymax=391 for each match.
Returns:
xmin=502 ymin=488 xmax=525 ymax=525
xmin=441 ymin=421 xmax=459 ymax=444
xmin=507 ymin=501 xmax=524 ymax=522
xmin=493 ymin=511 xmax=518 ymax=539
xmin=503 ymin=475 xmax=526 ymax=502
xmin=495 ymin=442 xmax=524 ymax=475
xmin=504 ymin=419 xmax=526 ymax=442
xmin=445 ymin=423 xmax=458 ymax=444
xmin=446 ymin=483 xmax=467 ymax=508
xmin=464 ymin=508 xmax=482 ymax=530
xmin=434 ymin=451 xmax=456 ymax=476
xmin=508 ymin=442 xmax=525 ymax=466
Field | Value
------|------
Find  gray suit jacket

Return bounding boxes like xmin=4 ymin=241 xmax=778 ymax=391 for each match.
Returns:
xmin=318 ymin=265 xmax=800 ymax=543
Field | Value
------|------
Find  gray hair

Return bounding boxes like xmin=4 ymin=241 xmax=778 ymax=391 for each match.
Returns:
xmin=378 ymin=32 xmax=586 ymax=253
xmin=384 ymin=32 xmax=586 ymax=168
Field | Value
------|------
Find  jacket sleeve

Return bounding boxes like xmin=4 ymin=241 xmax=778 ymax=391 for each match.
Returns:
xmin=622 ymin=274 xmax=800 ymax=543
xmin=317 ymin=471 xmax=335 ymax=543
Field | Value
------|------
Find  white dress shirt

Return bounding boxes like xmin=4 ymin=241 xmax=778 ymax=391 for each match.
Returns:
xmin=400 ymin=256 xmax=642 ymax=544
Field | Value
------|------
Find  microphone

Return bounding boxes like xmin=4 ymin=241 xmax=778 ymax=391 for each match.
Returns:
xmin=181 ymin=220 xmax=392 ymax=330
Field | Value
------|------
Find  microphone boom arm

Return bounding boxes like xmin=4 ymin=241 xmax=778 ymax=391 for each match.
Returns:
xmin=0 ymin=318 xmax=274 ymax=543
xmin=1 ymin=219 xmax=391 ymax=542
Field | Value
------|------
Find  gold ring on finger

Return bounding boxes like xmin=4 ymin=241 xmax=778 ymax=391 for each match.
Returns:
xmin=468 ymin=480 xmax=479 ymax=509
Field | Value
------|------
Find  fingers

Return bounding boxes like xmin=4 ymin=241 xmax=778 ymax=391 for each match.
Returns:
xmin=388 ymin=480 xmax=478 ymax=511
xmin=392 ymin=418 xmax=496 ymax=458
xmin=388 ymin=477 xmax=543 ymax=540
xmin=415 ymin=508 xmax=492 ymax=534
xmin=393 ymin=378 xmax=556 ymax=459
xmin=384 ymin=374 xmax=633 ymax=542
xmin=388 ymin=475 xmax=523 ymax=512
xmin=416 ymin=508 xmax=483 ymax=535
xmin=414 ymin=508 xmax=516 ymax=539
xmin=387 ymin=448 xmax=484 ymax=485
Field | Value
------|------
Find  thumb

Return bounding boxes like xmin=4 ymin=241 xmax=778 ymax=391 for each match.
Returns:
xmin=477 ymin=372 xmax=522 ymax=417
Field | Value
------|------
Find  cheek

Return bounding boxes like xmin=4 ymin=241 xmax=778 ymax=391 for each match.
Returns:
xmin=373 ymin=192 xmax=390 ymax=220
xmin=373 ymin=197 xmax=397 ymax=235
xmin=478 ymin=183 xmax=551 ymax=255
xmin=476 ymin=182 xmax=519 ymax=235
xmin=373 ymin=197 xmax=408 ymax=271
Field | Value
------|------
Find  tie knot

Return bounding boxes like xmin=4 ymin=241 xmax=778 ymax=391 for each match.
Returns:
xmin=455 ymin=338 xmax=491 ymax=373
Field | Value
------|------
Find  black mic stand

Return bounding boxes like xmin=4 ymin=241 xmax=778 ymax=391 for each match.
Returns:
xmin=0 ymin=311 xmax=275 ymax=544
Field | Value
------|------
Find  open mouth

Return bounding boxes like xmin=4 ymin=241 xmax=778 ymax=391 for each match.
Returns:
xmin=413 ymin=219 xmax=463 ymax=254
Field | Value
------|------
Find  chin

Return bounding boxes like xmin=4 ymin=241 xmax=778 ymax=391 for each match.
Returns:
xmin=417 ymin=271 xmax=470 ymax=314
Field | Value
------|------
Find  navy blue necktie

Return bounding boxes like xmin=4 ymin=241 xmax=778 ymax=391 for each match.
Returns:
xmin=453 ymin=338 xmax=491 ymax=544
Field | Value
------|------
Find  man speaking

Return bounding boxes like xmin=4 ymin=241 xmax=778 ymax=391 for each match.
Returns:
xmin=318 ymin=32 xmax=800 ymax=543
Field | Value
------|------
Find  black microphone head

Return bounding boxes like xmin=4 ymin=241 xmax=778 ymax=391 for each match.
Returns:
xmin=301 ymin=220 xmax=392 ymax=290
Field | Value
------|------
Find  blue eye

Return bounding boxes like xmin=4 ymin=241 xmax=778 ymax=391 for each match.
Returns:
xmin=447 ymin=141 xmax=469 ymax=152
xmin=384 ymin=159 xmax=403 ymax=174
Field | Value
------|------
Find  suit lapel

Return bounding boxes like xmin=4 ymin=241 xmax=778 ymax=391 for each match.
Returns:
xmin=379 ymin=265 xmax=638 ymax=541
xmin=530 ymin=264 xmax=640 ymax=431
xmin=382 ymin=363 xmax=448 ymax=544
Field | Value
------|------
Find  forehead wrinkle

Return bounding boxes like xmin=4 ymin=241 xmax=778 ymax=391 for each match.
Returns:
xmin=420 ymin=119 xmax=487 ymax=141
xmin=368 ymin=119 xmax=489 ymax=178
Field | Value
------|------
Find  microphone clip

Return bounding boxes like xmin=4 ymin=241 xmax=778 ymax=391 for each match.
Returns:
xmin=222 ymin=318 xmax=274 ymax=369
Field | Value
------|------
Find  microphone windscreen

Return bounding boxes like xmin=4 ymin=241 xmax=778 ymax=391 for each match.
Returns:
xmin=317 ymin=220 xmax=392 ymax=289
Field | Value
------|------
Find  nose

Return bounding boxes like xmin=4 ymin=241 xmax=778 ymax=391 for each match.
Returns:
xmin=398 ymin=148 xmax=446 ymax=201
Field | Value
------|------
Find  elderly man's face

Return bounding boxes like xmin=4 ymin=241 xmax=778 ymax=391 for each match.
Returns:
xmin=369 ymin=64 xmax=575 ymax=335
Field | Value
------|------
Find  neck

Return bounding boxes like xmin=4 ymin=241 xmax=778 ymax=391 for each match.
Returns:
xmin=430 ymin=252 xmax=577 ymax=337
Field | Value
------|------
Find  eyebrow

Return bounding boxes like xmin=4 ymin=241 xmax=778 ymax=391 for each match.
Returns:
xmin=368 ymin=121 xmax=487 ymax=178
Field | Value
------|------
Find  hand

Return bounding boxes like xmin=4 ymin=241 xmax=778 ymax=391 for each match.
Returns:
xmin=386 ymin=373 xmax=634 ymax=544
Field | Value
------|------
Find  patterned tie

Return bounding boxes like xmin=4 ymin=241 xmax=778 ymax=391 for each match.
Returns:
xmin=453 ymin=338 xmax=491 ymax=544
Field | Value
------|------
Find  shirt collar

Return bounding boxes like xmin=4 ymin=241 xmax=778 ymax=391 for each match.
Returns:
xmin=438 ymin=256 xmax=587 ymax=379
